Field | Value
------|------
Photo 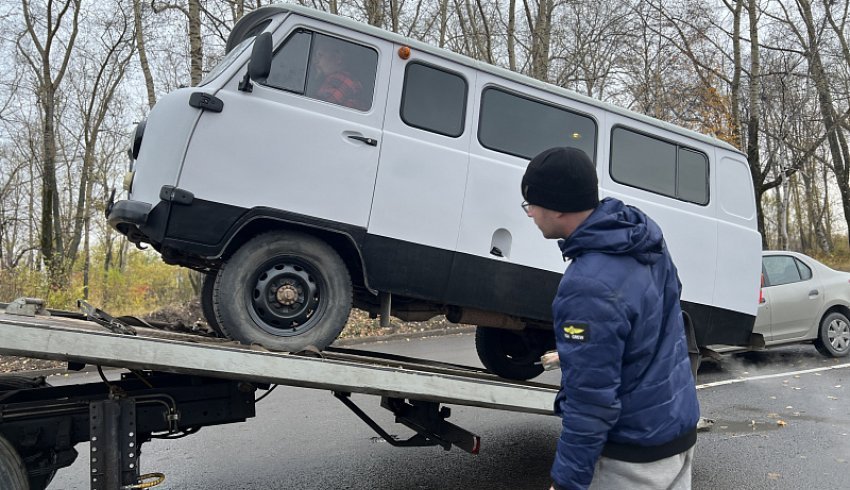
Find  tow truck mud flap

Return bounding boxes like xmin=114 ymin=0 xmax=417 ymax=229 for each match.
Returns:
xmin=334 ymin=392 xmax=481 ymax=454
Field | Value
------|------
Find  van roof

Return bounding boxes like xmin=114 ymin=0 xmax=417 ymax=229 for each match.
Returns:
xmin=231 ymin=3 xmax=742 ymax=155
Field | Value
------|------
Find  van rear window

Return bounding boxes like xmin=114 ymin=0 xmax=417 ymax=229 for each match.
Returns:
xmin=478 ymin=87 xmax=597 ymax=160
xmin=610 ymin=127 xmax=709 ymax=205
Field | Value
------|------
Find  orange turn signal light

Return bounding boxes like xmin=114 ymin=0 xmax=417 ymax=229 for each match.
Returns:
xmin=398 ymin=46 xmax=411 ymax=60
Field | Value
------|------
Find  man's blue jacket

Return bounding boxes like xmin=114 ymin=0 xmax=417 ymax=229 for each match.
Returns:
xmin=550 ymin=198 xmax=700 ymax=490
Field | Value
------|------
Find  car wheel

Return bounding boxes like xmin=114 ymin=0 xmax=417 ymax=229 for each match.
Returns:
xmin=475 ymin=326 xmax=548 ymax=380
xmin=814 ymin=311 xmax=850 ymax=358
xmin=200 ymin=272 xmax=224 ymax=336
xmin=214 ymin=231 xmax=352 ymax=352
xmin=0 ymin=433 xmax=28 ymax=490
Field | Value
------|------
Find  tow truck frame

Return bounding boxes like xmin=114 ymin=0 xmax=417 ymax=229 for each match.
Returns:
xmin=0 ymin=303 xmax=557 ymax=490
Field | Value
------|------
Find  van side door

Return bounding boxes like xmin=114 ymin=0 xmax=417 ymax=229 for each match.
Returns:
xmin=456 ymin=76 xmax=601 ymax=320
xmin=177 ymin=18 xmax=391 ymax=232
xmin=362 ymin=49 xmax=475 ymax=299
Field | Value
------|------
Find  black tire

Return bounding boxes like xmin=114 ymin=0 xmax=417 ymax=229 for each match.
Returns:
xmin=475 ymin=326 xmax=547 ymax=380
xmin=0 ymin=377 xmax=56 ymax=490
xmin=200 ymin=272 xmax=224 ymax=336
xmin=814 ymin=311 xmax=850 ymax=358
xmin=0 ymin=433 xmax=29 ymax=490
xmin=214 ymin=231 xmax=352 ymax=352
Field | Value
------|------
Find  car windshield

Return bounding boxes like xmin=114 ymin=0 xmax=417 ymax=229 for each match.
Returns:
xmin=199 ymin=38 xmax=253 ymax=86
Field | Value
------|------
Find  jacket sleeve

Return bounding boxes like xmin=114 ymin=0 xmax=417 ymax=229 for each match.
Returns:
xmin=550 ymin=276 xmax=631 ymax=490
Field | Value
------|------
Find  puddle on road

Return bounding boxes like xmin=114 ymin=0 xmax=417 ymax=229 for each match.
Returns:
xmin=710 ymin=419 xmax=784 ymax=433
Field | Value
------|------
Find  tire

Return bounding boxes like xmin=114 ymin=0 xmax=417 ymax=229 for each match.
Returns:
xmin=475 ymin=326 xmax=548 ymax=380
xmin=214 ymin=231 xmax=352 ymax=352
xmin=814 ymin=311 xmax=850 ymax=358
xmin=0 ymin=433 xmax=29 ymax=490
xmin=200 ymin=272 xmax=224 ymax=336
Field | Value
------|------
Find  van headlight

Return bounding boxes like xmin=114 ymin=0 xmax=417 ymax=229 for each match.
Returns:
xmin=131 ymin=119 xmax=146 ymax=160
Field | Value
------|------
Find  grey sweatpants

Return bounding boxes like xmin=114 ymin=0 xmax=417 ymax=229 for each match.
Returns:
xmin=587 ymin=447 xmax=694 ymax=490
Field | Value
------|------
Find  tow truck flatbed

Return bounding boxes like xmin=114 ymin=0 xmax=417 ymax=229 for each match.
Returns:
xmin=0 ymin=305 xmax=557 ymax=490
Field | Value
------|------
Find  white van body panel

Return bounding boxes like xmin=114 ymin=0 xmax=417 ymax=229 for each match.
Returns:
xmin=601 ymin=113 xmax=719 ymax=311
xmin=366 ymin=49 xmax=475 ymax=252
xmin=714 ymin=155 xmax=761 ymax=316
xmin=130 ymin=88 xmax=201 ymax=205
xmin=457 ymin=73 xmax=604 ymax=273
xmin=177 ymin=18 xmax=392 ymax=227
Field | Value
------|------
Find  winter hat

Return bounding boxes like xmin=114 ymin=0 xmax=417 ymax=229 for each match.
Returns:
xmin=521 ymin=147 xmax=599 ymax=212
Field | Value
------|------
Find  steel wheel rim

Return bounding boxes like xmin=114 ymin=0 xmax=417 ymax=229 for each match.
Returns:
xmin=247 ymin=257 xmax=327 ymax=337
xmin=827 ymin=318 xmax=850 ymax=353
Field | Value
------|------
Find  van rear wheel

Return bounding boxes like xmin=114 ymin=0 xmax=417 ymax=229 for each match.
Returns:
xmin=214 ymin=231 xmax=352 ymax=352
xmin=475 ymin=327 xmax=548 ymax=380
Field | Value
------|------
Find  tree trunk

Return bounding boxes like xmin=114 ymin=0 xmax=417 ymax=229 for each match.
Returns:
xmin=133 ymin=0 xmax=156 ymax=108
xmin=525 ymin=0 xmax=553 ymax=81
xmin=797 ymin=0 xmax=850 ymax=248
xmin=746 ymin=0 xmax=765 ymax=248
xmin=188 ymin=0 xmax=203 ymax=85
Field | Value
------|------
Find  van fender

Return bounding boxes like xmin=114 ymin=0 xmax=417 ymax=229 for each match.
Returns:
xmin=218 ymin=211 xmax=376 ymax=295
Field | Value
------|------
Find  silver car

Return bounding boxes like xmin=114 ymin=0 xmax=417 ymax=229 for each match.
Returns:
xmin=756 ymin=250 xmax=850 ymax=357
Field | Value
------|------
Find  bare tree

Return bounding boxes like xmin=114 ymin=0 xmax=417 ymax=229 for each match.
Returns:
xmin=18 ymin=0 xmax=81 ymax=282
xmin=152 ymin=0 xmax=203 ymax=85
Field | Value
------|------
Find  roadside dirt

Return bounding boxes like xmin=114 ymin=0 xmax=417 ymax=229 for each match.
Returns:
xmin=0 ymin=302 xmax=468 ymax=373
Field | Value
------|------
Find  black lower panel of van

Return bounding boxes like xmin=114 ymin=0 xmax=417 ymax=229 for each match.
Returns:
xmin=360 ymin=235 xmax=559 ymax=323
xmin=146 ymin=196 xmax=754 ymax=346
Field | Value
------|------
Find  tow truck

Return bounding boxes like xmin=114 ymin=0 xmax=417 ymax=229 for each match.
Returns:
xmin=0 ymin=299 xmax=557 ymax=490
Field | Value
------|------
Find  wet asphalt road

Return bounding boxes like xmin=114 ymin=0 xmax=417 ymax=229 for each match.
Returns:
xmin=49 ymin=333 xmax=849 ymax=489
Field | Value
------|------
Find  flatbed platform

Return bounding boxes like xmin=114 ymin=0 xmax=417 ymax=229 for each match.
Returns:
xmin=0 ymin=310 xmax=557 ymax=415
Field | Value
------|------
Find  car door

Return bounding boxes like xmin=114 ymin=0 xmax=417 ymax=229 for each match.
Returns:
xmin=762 ymin=255 xmax=823 ymax=341
xmin=178 ymin=20 xmax=391 ymax=228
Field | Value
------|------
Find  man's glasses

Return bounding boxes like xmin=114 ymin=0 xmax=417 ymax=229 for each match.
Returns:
xmin=521 ymin=201 xmax=531 ymax=213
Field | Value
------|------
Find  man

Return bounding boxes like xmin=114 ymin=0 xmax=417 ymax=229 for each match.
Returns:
xmin=309 ymin=42 xmax=366 ymax=110
xmin=521 ymin=147 xmax=700 ymax=490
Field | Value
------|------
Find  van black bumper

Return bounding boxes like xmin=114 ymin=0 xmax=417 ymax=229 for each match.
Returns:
xmin=107 ymin=199 xmax=164 ymax=247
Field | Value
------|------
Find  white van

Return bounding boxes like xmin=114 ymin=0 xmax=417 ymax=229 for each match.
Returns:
xmin=108 ymin=4 xmax=762 ymax=379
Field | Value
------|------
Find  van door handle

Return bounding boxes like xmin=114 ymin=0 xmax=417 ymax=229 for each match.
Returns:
xmin=809 ymin=289 xmax=819 ymax=297
xmin=348 ymin=135 xmax=378 ymax=146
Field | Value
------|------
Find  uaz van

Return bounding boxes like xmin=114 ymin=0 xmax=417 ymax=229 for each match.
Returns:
xmin=108 ymin=4 xmax=762 ymax=379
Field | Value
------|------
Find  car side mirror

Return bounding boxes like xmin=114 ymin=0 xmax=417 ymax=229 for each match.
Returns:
xmin=239 ymin=32 xmax=273 ymax=92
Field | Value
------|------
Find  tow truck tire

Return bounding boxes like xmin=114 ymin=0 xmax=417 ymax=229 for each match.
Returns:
xmin=0 ymin=433 xmax=29 ymax=490
xmin=214 ymin=230 xmax=352 ymax=352
xmin=200 ymin=271 xmax=224 ymax=336
xmin=475 ymin=327 xmax=546 ymax=380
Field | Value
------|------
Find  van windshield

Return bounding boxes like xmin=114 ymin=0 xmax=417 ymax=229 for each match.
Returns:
xmin=199 ymin=38 xmax=253 ymax=86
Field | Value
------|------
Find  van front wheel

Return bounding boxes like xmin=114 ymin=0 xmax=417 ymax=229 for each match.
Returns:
xmin=214 ymin=231 xmax=352 ymax=352
xmin=475 ymin=326 xmax=547 ymax=380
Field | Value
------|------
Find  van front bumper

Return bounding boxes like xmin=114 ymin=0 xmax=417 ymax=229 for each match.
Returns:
xmin=106 ymin=199 xmax=163 ymax=247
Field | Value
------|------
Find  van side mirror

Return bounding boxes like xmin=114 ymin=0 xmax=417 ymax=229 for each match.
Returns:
xmin=238 ymin=32 xmax=273 ymax=92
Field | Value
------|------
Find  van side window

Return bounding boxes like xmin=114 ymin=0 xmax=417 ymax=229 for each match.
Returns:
xmin=610 ymin=127 xmax=709 ymax=205
xmin=478 ymin=87 xmax=597 ymax=160
xmin=401 ymin=63 xmax=467 ymax=137
xmin=264 ymin=30 xmax=378 ymax=111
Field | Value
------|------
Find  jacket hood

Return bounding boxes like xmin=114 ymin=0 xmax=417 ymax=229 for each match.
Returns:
xmin=558 ymin=197 xmax=664 ymax=264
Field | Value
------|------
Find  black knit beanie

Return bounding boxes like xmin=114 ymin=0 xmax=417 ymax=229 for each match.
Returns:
xmin=521 ymin=147 xmax=599 ymax=212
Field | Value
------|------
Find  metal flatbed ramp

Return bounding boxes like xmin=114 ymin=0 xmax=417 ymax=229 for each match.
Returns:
xmin=0 ymin=313 xmax=557 ymax=416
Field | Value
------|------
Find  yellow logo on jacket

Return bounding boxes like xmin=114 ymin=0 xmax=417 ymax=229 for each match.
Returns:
xmin=562 ymin=323 xmax=589 ymax=342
